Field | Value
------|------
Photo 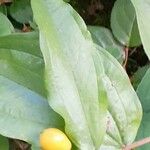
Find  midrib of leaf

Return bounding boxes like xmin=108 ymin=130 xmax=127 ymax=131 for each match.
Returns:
xmin=40 ymin=32 xmax=96 ymax=148
xmin=102 ymin=76 xmax=125 ymax=146
xmin=106 ymin=112 xmax=123 ymax=146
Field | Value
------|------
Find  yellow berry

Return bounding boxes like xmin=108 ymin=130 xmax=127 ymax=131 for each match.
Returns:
xmin=40 ymin=128 xmax=72 ymax=150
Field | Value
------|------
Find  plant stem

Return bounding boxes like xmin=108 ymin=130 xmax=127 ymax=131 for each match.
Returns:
xmin=123 ymin=46 xmax=129 ymax=69
xmin=123 ymin=137 xmax=150 ymax=150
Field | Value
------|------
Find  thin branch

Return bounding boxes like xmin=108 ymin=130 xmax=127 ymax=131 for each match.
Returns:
xmin=129 ymin=47 xmax=137 ymax=56
xmin=123 ymin=46 xmax=129 ymax=69
xmin=122 ymin=137 xmax=150 ymax=150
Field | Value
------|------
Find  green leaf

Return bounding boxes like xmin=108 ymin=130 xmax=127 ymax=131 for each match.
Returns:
xmin=9 ymin=0 xmax=33 ymax=23
xmin=0 ymin=32 xmax=42 ymax=57
xmin=0 ymin=32 xmax=45 ymax=96
xmin=0 ymin=135 xmax=9 ymax=150
xmin=131 ymin=0 xmax=150 ymax=60
xmin=88 ymin=26 xmax=124 ymax=63
xmin=0 ymin=12 xmax=14 ymax=36
xmin=0 ymin=4 xmax=7 ymax=15
xmin=0 ymin=76 xmax=63 ymax=146
xmin=31 ymin=0 xmax=108 ymax=149
xmin=111 ymin=0 xmax=141 ymax=47
xmin=0 ymin=32 xmax=64 ymax=147
xmin=136 ymin=68 xmax=150 ymax=150
xmin=131 ymin=65 xmax=150 ymax=90
xmin=96 ymin=46 xmax=142 ymax=149
xmin=31 ymin=0 xmax=142 ymax=149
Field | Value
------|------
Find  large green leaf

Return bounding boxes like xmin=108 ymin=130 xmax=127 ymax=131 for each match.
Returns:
xmin=111 ymin=0 xmax=141 ymax=47
xmin=136 ymin=68 xmax=150 ymax=150
xmin=31 ymin=0 xmax=142 ymax=149
xmin=0 ymin=135 xmax=8 ymax=150
xmin=88 ymin=26 xmax=124 ymax=63
xmin=9 ymin=0 xmax=33 ymax=23
xmin=31 ymin=0 xmax=108 ymax=149
xmin=0 ymin=75 xmax=63 ymax=146
xmin=0 ymin=12 xmax=14 ymax=36
xmin=0 ymin=32 xmax=64 ymax=147
xmin=95 ymin=46 xmax=142 ymax=150
xmin=131 ymin=0 xmax=150 ymax=60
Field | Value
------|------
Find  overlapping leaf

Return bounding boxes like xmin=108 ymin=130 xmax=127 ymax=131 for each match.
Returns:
xmin=0 ymin=12 xmax=14 ymax=36
xmin=130 ymin=0 xmax=150 ymax=60
xmin=95 ymin=47 xmax=142 ymax=150
xmin=136 ymin=68 xmax=150 ymax=150
xmin=111 ymin=0 xmax=141 ymax=47
xmin=31 ymin=0 xmax=108 ymax=149
xmin=88 ymin=26 xmax=124 ymax=63
xmin=31 ymin=0 xmax=142 ymax=149
xmin=0 ymin=32 xmax=64 ymax=147
xmin=131 ymin=65 xmax=150 ymax=90
xmin=9 ymin=0 xmax=33 ymax=23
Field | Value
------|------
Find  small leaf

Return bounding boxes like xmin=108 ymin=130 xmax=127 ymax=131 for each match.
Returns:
xmin=9 ymin=0 xmax=33 ymax=23
xmin=131 ymin=0 xmax=150 ymax=60
xmin=111 ymin=0 xmax=141 ymax=47
xmin=88 ymin=26 xmax=124 ymax=63
xmin=136 ymin=67 xmax=150 ymax=150
xmin=0 ymin=12 xmax=14 ymax=36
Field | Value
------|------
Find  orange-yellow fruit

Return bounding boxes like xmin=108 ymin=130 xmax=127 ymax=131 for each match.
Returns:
xmin=40 ymin=128 xmax=72 ymax=150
